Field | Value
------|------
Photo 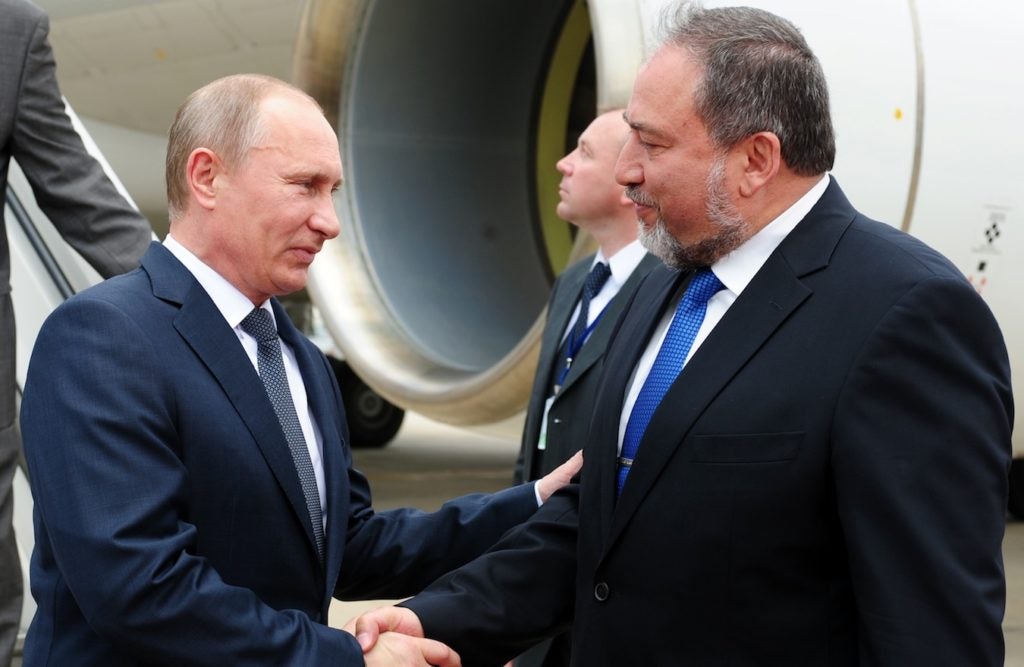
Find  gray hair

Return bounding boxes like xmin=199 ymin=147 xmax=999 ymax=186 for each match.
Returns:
xmin=165 ymin=74 xmax=320 ymax=220
xmin=656 ymin=3 xmax=835 ymax=175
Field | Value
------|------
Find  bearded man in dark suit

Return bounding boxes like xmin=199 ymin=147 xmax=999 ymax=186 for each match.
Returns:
xmin=349 ymin=4 xmax=1012 ymax=665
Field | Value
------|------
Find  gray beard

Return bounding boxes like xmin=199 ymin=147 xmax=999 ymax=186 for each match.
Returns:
xmin=635 ymin=158 xmax=751 ymax=270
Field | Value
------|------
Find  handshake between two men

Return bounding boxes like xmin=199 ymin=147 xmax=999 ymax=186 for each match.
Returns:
xmin=344 ymin=448 xmax=583 ymax=667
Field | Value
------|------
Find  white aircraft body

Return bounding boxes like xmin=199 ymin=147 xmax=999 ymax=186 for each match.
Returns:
xmin=8 ymin=0 xmax=1023 ymax=651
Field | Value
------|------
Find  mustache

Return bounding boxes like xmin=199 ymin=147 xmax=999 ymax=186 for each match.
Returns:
xmin=625 ymin=186 xmax=657 ymax=208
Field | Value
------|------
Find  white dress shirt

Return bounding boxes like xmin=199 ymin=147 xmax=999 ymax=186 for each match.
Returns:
xmin=163 ymin=235 xmax=327 ymax=523
xmin=618 ymin=175 xmax=831 ymax=450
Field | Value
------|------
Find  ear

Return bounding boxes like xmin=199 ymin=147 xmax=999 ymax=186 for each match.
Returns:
xmin=186 ymin=147 xmax=223 ymax=211
xmin=736 ymin=131 xmax=781 ymax=198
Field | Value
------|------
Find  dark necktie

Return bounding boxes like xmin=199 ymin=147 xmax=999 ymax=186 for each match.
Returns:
xmin=240 ymin=307 xmax=325 ymax=560
xmin=616 ymin=269 xmax=724 ymax=495
xmin=551 ymin=261 xmax=612 ymax=395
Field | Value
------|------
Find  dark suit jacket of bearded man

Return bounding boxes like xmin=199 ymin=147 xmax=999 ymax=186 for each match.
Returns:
xmin=404 ymin=178 xmax=1013 ymax=667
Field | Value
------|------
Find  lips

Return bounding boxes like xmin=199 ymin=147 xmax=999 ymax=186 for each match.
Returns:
xmin=633 ymin=203 xmax=656 ymax=224
xmin=626 ymin=188 xmax=657 ymax=222
xmin=291 ymin=246 xmax=319 ymax=263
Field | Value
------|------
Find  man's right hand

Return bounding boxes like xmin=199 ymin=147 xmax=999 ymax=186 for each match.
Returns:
xmin=344 ymin=605 xmax=460 ymax=665
xmin=363 ymin=631 xmax=460 ymax=667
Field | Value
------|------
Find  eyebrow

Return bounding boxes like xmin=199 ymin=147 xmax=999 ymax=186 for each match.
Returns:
xmin=622 ymin=111 xmax=660 ymax=137
xmin=288 ymin=171 xmax=343 ymax=191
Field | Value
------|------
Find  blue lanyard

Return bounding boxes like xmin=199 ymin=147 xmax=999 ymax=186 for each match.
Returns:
xmin=553 ymin=307 xmax=607 ymax=393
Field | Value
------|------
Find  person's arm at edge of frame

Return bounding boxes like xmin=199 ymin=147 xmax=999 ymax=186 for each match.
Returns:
xmin=13 ymin=5 xmax=151 ymax=274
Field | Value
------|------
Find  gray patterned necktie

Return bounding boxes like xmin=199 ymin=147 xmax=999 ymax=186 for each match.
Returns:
xmin=240 ymin=307 xmax=325 ymax=560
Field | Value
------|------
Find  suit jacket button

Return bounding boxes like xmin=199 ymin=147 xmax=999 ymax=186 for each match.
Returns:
xmin=594 ymin=582 xmax=610 ymax=602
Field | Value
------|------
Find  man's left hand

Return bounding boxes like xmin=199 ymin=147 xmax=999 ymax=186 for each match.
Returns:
xmin=535 ymin=450 xmax=583 ymax=503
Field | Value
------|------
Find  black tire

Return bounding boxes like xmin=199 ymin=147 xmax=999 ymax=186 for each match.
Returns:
xmin=1008 ymin=458 xmax=1024 ymax=519
xmin=328 ymin=358 xmax=404 ymax=448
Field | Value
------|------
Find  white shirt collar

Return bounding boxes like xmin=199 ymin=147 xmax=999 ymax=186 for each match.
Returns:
xmin=163 ymin=233 xmax=274 ymax=329
xmin=713 ymin=174 xmax=830 ymax=296
xmin=594 ymin=238 xmax=646 ymax=291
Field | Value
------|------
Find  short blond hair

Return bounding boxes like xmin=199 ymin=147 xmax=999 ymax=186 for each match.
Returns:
xmin=165 ymin=74 xmax=321 ymax=220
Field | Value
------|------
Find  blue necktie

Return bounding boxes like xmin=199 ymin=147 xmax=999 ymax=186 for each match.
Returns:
xmin=551 ymin=261 xmax=612 ymax=395
xmin=616 ymin=269 xmax=724 ymax=495
xmin=241 ymin=308 xmax=325 ymax=560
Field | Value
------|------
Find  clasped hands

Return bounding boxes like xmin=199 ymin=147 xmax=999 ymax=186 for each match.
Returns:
xmin=343 ymin=451 xmax=583 ymax=665
xmin=344 ymin=606 xmax=450 ymax=666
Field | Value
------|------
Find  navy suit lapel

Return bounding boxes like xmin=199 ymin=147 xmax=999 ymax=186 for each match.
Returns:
xmin=520 ymin=260 xmax=590 ymax=477
xmin=273 ymin=301 xmax=348 ymax=589
xmin=144 ymin=244 xmax=324 ymax=568
xmin=318 ymin=401 xmax=348 ymax=611
xmin=540 ymin=261 xmax=589 ymax=391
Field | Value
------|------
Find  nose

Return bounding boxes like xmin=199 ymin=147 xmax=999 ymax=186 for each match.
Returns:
xmin=556 ymin=149 xmax=575 ymax=176
xmin=615 ymin=134 xmax=642 ymax=187
xmin=311 ymin=192 xmax=340 ymax=239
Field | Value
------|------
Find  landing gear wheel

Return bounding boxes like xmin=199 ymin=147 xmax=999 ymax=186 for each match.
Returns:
xmin=328 ymin=357 xmax=404 ymax=448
